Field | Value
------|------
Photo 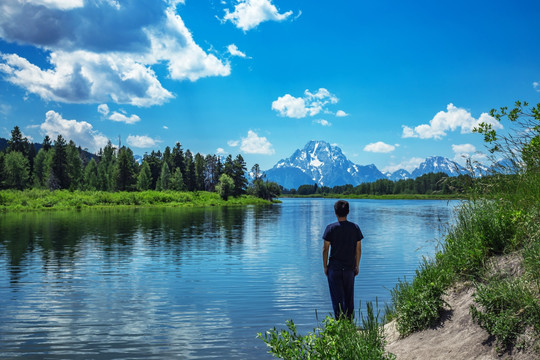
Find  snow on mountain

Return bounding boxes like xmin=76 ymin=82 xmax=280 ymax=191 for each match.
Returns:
xmin=264 ymin=141 xmax=491 ymax=189
xmin=265 ymin=140 xmax=385 ymax=188
xmin=410 ymin=156 xmax=467 ymax=178
xmin=385 ymin=169 xmax=411 ymax=181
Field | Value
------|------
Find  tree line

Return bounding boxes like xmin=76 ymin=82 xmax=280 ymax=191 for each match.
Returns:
xmin=0 ymin=126 xmax=280 ymax=201
xmin=285 ymin=172 xmax=473 ymax=196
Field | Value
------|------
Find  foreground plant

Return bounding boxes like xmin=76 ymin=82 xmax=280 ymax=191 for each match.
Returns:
xmin=258 ymin=302 xmax=394 ymax=360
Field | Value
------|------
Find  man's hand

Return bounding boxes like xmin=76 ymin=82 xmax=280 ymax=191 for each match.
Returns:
xmin=354 ymin=266 xmax=359 ymax=276
xmin=324 ymin=266 xmax=328 ymax=277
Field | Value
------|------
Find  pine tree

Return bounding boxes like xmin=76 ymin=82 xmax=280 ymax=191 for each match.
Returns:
xmin=171 ymin=142 xmax=185 ymax=178
xmin=156 ymin=162 xmax=171 ymax=191
xmin=7 ymin=126 xmax=26 ymax=154
xmin=194 ymin=153 xmax=205 ymax=191
xmin=51 ymin=135 xmax=70 ymax=189
xmin=67 ymin=140 xmax=82 ymax=190
xmin=169 ymin=167 xmax=185 ymax=191
xmin=184 ymin=150 xmax=195 ymax=191
xmin=232 ymin=154 xmax=248 ymax=197
xmin=42 ymin=135 xmax=52 ymax=151
xmin=137 ymin=161 xmax=152 ymax=191
xmin=83 ymin=158 xmax=99 ymax=190
xmin=3 ymin=151 xmax=30 ymax=190
xmin=114 ymin=146 xmax=136 ymax=191
xmin=32 ymin=148 xmax=49 ymax=188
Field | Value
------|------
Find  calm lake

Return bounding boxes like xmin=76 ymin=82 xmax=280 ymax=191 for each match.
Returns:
xmin=0 ymin=198 xmax=458 ymax=359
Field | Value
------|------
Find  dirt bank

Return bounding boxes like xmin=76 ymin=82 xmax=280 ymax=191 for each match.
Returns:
xmin=384 ymin=284 xmax=536 ymax=360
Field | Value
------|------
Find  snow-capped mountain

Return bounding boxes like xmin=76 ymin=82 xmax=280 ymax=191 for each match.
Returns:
xmin=264 ymin=141 xmax=492 ymax=189
xmin=410 ymin=156 xmax=467 ymax=178
xmin=264 ymin=140 xmax=385 ymax=188
xmin=385 ymin=169 xmax=411 ymax=181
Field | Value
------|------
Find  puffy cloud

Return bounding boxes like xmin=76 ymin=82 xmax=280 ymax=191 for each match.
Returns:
xmin=98 ymin=104 xmax=140 ymax=124
xmin=227 ymin=44 xmax=247 ymax=58
xmin=126 ymin=135 xmax=161 ymax=148
xmin=336 ymin=110 xmax=348 ymax=117
xmin=223 ymin=0 xmax=293 ymax=31
xmin=108 ymin=111 xmax=141 ymax=125
xmin=363 ymin=141 xmax=396 ymax=153
xmin=97 ymin=104 xmax=110 ymax=116
xmin=25 ymin=0 xmax=84 ymax=10
xmin=382 ymin=157 xmax=424 ymax=173
xmin=240 ymin=130 xmax=275 ymax=154
xmin=402 ymin=104 xmax=503 ymax=139
xmin=216 ymin=147 xmax=226 ymax=154
xmin=0 ymin=0 xmax=229 ymax=106
xmin=314 ymin=119 xmax=331 ymax=126
xmin=451 ymin=143 xmax=487 ymax=166
xmin=272 ymin=88 xmax=339 ymax=118
xmin=534 ymin=81 xmax=540 ymax=92
xmin=272 ymin=94 xmax=308 ymax=118
xmin=227 ymin=140 xmax=239 ymax=147
xmin=39 ymin=110 xmax=109 ymax=152
xmin=452 ymin=143 xmax=476 ymax=153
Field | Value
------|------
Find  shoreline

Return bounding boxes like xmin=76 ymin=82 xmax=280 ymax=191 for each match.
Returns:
xmin=0 ymin=189 xmax=275 ymax=212
xmin=280 ymin=194 xmax=465 ymax=200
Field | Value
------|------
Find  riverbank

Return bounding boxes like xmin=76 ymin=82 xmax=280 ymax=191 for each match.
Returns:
xmin=0 ymin=189 xmax=274 ymax=211
xmin=281 ymin=193 xmax=465 ymax=200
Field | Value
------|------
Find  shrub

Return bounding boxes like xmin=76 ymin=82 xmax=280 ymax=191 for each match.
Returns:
xmin=258 ymin=302 xmax=394 ymax=360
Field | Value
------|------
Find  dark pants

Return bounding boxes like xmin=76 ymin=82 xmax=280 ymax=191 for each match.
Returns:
xmin=327 ymin=267 xmax=355 ymax=319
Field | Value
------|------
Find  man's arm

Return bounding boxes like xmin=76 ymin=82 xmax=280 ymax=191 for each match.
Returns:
xmin=354 ymin=241 xmax=362 ymax=276
xmin=322 ymin=240 xmax=330 ymax=276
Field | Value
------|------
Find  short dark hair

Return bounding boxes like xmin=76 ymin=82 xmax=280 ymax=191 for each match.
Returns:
xmin=334 ymin=200 xmax=349 ymax=217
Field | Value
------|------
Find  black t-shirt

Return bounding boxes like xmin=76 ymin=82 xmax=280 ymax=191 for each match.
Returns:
xmin=323 ymin=220 xmax=363 ymax=270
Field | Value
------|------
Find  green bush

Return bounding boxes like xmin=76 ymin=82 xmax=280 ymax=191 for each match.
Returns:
xmin=258 ymin=302 xmax=394 ymax=360
xmin=390 ymin=259 xmax=449 ymax=335
xmin=470 ymin=276 xmax=540 ymax=351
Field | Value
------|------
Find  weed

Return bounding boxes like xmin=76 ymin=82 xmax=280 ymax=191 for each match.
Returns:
xmin=258 ymin=301 xmax=395 ymax=360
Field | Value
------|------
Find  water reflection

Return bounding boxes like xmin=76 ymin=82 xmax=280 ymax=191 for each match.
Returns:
xmin=0 ymin=200 xmax=455 ymax=359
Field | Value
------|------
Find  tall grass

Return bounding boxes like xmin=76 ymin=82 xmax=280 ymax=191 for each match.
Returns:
xmin=258 ymin=301 xmax=395 ymax=360
xmin=389 ymin=102 xmax=540 ymax=353
xmin=0 ymin=189 xmax=272 ymax=211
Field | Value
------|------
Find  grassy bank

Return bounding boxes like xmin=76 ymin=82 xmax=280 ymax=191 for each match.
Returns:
xmin=0 ymin=189 xmax=273 ymax=211
xmin=387 ymin=102 xmax=540 ymax=354
xmin=281 ymin=193 xmax=464 ymax=200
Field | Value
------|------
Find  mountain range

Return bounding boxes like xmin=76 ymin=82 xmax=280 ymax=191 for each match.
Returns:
xmin=264 ymin=140 xmax=476 ymax=189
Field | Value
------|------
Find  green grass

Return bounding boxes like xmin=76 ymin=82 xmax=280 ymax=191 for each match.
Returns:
xmin=258 ymin=302 xmax=395 ymax=360
xmin=388 ymin=170 xmax=540 ymax=353
xmin=0 ymin=189 xmax=273 ymax=211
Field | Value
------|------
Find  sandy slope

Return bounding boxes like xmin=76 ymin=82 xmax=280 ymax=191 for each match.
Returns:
xmin=384 ymin=284 xmax=536 ymax=360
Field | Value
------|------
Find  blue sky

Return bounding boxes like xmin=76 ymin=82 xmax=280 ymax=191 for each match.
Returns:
xmin=1 ymin=0 xmax=539 ymax=172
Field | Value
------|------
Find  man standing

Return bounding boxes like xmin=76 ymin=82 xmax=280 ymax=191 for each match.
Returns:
xmin=322 ymin=200 xmax=363 ymax=320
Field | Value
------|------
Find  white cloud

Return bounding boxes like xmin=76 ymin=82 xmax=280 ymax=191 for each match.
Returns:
xmin=227 ymin=44 xmax=247 ymax=58
xmin=108 ymin=111 xmax=141 ymax=125
xmin=227 ymin=140 xmax=239 ymax=147
xmin=314 ymin=119 xmax=331 ymax=126
xmin=402 ymin=104 xmax=503 ymax=139
xmin=534 ymin=81 xmax=540 ymax=92
xmin=363 ymin=141 xmax=396 ymax=153
xmin=239 ymin=130 xmax=274 ymax=154
xmin=39 ymin=110 xmax=109 ymax=152
xmin=216 ymin=147 xmax=226 ymax=154
xmin=126 ymin=135 xmax=161 ymax=148
xmin=163 ymin=125 xmax=168 ymax=129
xmin=272 ymin=88 xmax=339 ymax=118
xmin=451 ymin=143 xmax=476 ymax=154
xmin=223 ymin=0 xmax=293 ymax=31
xmin=26 ymin=0 xmax=84 ymax=10
xmin=382 ymin=157 xmax=424 ymax=173
xmin=97 ymin=104 xmax=110 ymax=116
xmin=0 ymin=1 xmax=229 ymax=106
xmin=336 ymin=110 xmax=348 ymax=117
xmin=451 ymin=143 xmax=487 ymax=167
